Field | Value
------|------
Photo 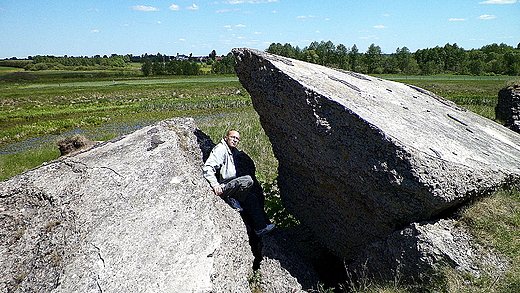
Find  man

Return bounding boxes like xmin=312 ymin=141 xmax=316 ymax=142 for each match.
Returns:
xmin=203 ymin=130 xmax=275 ymax=236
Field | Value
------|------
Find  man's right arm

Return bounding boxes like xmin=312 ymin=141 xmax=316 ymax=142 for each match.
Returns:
xmin=203 ymin=144 xmax=225 ymax=192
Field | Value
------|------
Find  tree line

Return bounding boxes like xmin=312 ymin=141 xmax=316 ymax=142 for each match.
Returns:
xmin=266 ymin=41 xmax=520 ymax=76
xmin=18 ymin=54 xmax=130 ymax=71
xmin=4 ymin=41 xmax=518 ymax=76
xmin=140 ymin=51 xmax=236 ymax=76
xmin=1 ymin=51 xmax=235 ymax=76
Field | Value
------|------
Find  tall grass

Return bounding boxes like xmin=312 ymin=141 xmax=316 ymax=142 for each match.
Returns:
xmin=0 ymin=146 xmax=60 ymax=179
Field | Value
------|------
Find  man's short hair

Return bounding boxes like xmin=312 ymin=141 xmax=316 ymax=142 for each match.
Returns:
xmin=226 ymin=129 xmax=239 ymax=136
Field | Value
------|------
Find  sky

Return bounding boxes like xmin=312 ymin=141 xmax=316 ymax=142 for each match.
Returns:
xmin=0 ymin=0 xmax=519 ymax=59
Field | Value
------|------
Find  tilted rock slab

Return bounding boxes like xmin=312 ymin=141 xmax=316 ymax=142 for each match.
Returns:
xmin=233 ymin=48 xmax=520 ymax=259
xmin=0 ymin=118 xmax=253 ymax=293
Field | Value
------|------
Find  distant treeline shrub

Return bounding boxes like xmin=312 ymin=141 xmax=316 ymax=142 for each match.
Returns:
xmin=24 ymin=54 xmax=129 ymax=71
xmin=211 ymin=53 xmax=235 ymax=74
xmin=140 ymin=53 xmax=235 ymax=76
xmin=0 ymin=60 xmax=32 ymax=68
xmin=0 ymin=72 xmax=38 ymax=82
xmin=267 ymin=41 xmax=520 ymax=76
xmin=141 ymin=59 xmax=201 ymax=76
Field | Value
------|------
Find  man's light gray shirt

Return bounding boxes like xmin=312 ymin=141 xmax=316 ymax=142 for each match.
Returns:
xmin=203 ymin=139 xmax=237 ymax=188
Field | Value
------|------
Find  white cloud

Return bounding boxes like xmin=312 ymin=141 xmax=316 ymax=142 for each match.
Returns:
xmin=297 ymin=15 xmax=316 ymax=19
xmin=479 ymin=0 xmax=516 ymax=4
xmin=382 ymin=13 xmax=390 ymax=17
xmin=254 ymin=31 xmax=263 ymax=34
xmin=157 ymin=21 xmax=162 ymax=24
xmin=359 ymin=35 xmax=379 ymax=40
xmin=224 ymin=0 xmax=279 ymax=4
xmin=479 ymin=14 xmax=497 ymax=19
xmin=88 ymin=8 xmax=100 ymax=12
xmin=373 ymin=25 xmax=387 ymax=29
xmin=169 ymin=4 xmax=180 ymax=11
xmin=235 ymin=24 xmax=246 ymax=27
xmin=186 ymin=4 xmax=199 ymax=10
xmin=179 ymin=38 xmax=186 ymax=41
xmin=90 ymin=29 xmax=100 ymax=33
xmin=131 ymin=5 xmax=159 ymax=11
xmin=224 ymin=25 xmax=232 ymax=28
xmin=449 ymin=18 xmax=467 ymax=21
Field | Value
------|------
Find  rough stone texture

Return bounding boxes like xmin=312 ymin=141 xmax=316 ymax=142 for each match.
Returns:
xmin=259 ymin=227 xmax=322 ymax=293
xmin=349 ymin=219 xmax=509 ymax=281
xmin=233 ymin=48 xmax=520 ymax=259
xmin=0 ymin=118 xmax=254 ymax=293
xmin=495 ymin=85 xmax=520 ymax=134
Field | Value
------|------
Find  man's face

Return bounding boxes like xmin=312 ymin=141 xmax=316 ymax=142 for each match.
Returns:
xmin=225 ymin=131 xmax=240 ymax=148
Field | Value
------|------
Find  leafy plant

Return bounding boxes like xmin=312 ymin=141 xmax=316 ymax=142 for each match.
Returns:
xmin=260 ymin=178 xmax=300 ymax=227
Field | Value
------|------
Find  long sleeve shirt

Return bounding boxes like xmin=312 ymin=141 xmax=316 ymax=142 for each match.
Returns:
xmin=203 ymin=139 xmax=237 ymax=188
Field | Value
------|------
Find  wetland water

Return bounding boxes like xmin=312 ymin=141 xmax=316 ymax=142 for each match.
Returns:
xmin=0 ymin=121 xmax=153 ymax=156
xmin=0 ymin=111 xmax=238 ymax=156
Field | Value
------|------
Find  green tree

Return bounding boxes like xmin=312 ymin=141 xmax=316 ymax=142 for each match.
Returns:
xmin=266 ymin=43 xmax=285 ymax=55
xmin=363 ymin=43 xmax=383 ymax=74
xmin=266 ymin=43 xmax=301 ymax=59
xmin=443 ymin=43 xmax=467 ymax=72
xmin=336 ymin=44 xmax=349 ymax=70
xmin=209 ymin=50 xmax=217 ymax=60
xmin=504 ymin=51 xmax=520 ymax=75
xmin=108 ymin=55 xmax=126 ymax=67
xmin=349 ymin=44 xmax=361 ymax=73
xmin=165 ymin=60 xmax=182 ymax=75
xmin=301 ymin=50 xmax=319 ymax=63
xmin=211 ymin=53 xmax=235 ymax=74
xmin=395 ymin=47 xmax=412 ymax=73
xmin=415 ymin=46 xmax=445 ymax=75
xmin=152 ymin=61 xmax=166 ymax=75
xmin=141 ymin=59 xmax=152 ymax=76
xmin=467 ymin=50 xmax=486 ymax=75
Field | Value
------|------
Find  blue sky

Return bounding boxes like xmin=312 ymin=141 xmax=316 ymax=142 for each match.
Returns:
xmin=0 ymin=0 xmax=518 ymax=59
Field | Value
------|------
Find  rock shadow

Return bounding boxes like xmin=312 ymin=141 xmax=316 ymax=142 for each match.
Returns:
xmin=195 ymin=129 xmax=346 ymax=289
xmin=194 ymin=129 xmax=264 ymax=269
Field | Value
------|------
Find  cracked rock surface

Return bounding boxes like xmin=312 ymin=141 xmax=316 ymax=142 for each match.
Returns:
xmin=0 ymin=118 xmax=253 ymax=293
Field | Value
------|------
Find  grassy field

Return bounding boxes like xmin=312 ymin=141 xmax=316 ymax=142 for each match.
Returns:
xmin=379 ymin=75 xmax=516 ymax=119
xmin=1 ymin=70 xmax=520 ymax=292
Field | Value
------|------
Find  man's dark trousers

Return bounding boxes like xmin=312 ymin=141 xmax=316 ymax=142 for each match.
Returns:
xmin=221 ymin=175 xmax=266 ymax=231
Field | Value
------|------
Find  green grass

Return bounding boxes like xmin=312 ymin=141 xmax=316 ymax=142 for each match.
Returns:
xmin=382 ymin=76 xmax=519 ymax=121
xmin=0 ymin=145 xmax=60 ymax=179
xmin=0 ymin=77 xmax=246 ymax=144
xmin=0 ymin=67 xmax=24 ymax=72
xmin=0 ymin=74 xmax=248 ymax=181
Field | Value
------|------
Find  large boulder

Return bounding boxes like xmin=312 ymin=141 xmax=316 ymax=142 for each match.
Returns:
xmin=495 ymin=84 xmax=520 ymax=133
xmin=0 ymin=118 xmax=254 ymax=293
xmin=349 ymin=219 xmax=509 ymax=282
xmin=233 ymin=48 xmax=520 ymax=259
